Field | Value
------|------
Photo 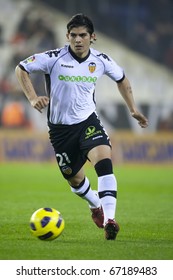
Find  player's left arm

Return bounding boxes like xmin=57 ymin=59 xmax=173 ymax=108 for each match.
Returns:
xmin=117 ymin=77 xmax=148 ymax=128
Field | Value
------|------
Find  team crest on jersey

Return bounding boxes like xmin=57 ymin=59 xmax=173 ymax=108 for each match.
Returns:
xmin=88 ymin=62 xmax=96 ymax=73
xmin=23 ymin=56 xmax=35 ymax=64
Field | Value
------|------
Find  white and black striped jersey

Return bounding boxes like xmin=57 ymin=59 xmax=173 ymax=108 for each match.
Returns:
xmin=19 ymin=45 xmax=124 ymax=125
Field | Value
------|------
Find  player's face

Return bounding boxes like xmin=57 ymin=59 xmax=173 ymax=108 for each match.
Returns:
xmin=67 ymin=26 xmax=95 ymax=58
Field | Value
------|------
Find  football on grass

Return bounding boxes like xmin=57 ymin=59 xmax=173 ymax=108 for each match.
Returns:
xmin=30 ymin=207 xmax=65 ymax=240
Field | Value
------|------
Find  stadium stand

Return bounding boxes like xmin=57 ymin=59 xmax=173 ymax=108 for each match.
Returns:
xmin=41 ymin=0 xmax=173 ymax=71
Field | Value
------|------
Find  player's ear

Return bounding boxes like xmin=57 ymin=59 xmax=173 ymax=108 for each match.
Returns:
xmin=66 ymin=33 xmax=70 ymax=41
xmin=90 ymin=33 xmax=96 ymax=44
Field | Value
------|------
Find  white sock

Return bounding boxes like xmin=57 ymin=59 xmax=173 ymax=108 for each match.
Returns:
xmin=98 ymin=174 xmax=117 ymax=225
xmin=71 ymin=177 xmax=101 ymax=208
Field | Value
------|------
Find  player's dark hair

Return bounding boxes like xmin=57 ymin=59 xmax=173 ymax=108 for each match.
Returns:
xmin=67 ymin=13 xmax=95 ymax=35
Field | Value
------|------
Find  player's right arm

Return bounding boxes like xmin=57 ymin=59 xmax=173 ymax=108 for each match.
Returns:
xmin=15 ymin=65 xmax=49 ymax=113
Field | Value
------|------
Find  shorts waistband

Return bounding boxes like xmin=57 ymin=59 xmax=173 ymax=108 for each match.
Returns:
xmin=48 ymin=112 xmax=96 ymax=129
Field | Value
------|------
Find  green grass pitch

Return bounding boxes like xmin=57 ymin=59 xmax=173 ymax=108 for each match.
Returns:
xmin=0 ymin=163 xmax=173 ymax=260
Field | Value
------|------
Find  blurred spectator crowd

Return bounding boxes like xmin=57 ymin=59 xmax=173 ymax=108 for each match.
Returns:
xmin=0 ymin=1 xmax=58 ymax=130
xmin=42 ymin=0 xmax=173 ymax=70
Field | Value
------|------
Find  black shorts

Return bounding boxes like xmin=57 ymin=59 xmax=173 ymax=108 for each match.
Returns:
xmin=48 ymin=112 xmax=111 ymax=179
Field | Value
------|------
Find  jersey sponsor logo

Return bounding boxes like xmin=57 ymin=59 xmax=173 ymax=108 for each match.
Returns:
xmin=85 ymin=126 xmax=102 ymax=139
xmin=88 ymin=62 xmax=96 ymax=73
xmin=58 ymin=75 xmax=97 ymax=83
xmin=23 ymin=56 xmax=35 ymax=64
xmin=97 ymin=53 xmax=111 ymax=61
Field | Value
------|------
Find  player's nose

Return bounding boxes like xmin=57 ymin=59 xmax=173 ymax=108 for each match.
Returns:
xmin=75 ymin=35 xmax=82 ymax=42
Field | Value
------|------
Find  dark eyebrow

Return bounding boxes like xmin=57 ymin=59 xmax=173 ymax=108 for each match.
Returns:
xmin=70 ymin=32 xmax=88 ymax=36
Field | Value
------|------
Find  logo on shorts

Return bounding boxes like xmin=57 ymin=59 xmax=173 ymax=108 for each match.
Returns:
xmin=85 ymin=126 xmax=102 ymax=139
xmin=61 ymin=166 xmax=72 ymax=175
xmin=88 ymin=62 xmax=96 ymax=73
xmin=85 ymin=126 xmax=96 ymax=136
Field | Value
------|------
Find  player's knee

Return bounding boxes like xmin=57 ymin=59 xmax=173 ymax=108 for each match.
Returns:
xmin=94 ymin=158 xmax=113 ymax=177
xmin=68 ymin=176 xmax=86 ymax=188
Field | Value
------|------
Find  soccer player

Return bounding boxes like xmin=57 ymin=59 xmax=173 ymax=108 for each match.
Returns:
xmin=15 ymin=13 xmax=148 ymax=240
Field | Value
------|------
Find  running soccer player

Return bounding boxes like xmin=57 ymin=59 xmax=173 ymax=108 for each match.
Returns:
xmin=15 ymin=13 xmax=148 ymax=240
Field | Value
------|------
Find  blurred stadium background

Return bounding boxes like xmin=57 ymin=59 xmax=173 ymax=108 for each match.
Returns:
xmin=0 ymin=0 xmax=173 ymax=164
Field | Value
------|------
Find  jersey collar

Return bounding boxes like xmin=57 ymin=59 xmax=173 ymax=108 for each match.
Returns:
xmin=68 ymin=46 xmax=90 ymax=63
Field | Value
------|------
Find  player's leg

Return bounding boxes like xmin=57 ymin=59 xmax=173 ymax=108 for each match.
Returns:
xmin=48 ymin=122 xmax=104 ymax=228
xmin=87 ymin=145 xmax=117 ymax=223
xmin=88 ymin=145 xmax=120 ymax=239
xmin=79 ymin=112 xmax=119 ymax=238
xmin=68 ymin=167 xmax=101 ymax=209
xmin=68 ymin=168 xmax=104 ymax=228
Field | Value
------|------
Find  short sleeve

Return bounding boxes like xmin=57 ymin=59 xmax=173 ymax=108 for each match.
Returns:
xmin=19 ymin=52 xmax=55 ymax=74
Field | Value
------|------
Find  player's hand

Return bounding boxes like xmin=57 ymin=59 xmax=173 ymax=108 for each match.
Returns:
xmin=131 ymin=111 xmax=148 ymax=128
xmin=30 ymin=96 xmax=50 ymax=113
